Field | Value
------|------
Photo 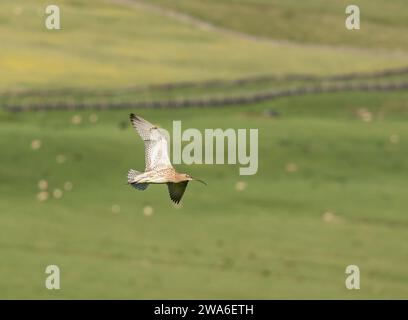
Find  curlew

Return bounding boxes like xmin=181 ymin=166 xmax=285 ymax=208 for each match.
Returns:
xmin=127 ymin=114 xmax=206 ymax=204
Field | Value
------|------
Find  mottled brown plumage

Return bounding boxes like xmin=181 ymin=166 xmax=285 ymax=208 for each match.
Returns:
xmin=127 ymin=114 xmax=206 ymax=203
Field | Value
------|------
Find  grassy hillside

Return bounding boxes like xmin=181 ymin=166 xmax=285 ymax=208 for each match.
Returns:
xmin=0 ymin=0 xmax=407 ymax=91
xmin=1 ymin=90 xmax=408 ymax=298
xmin=148 ymin=0 xmax=408 ymax=51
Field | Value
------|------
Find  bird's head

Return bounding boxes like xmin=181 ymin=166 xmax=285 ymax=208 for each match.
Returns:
xmin=182 ymin=173 xmax=207 ymax=185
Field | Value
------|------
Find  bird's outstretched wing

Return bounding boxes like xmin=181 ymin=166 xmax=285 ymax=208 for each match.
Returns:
xmin=130 ymin=114 xmax=172 ymax=171
xmin=167 ymin=182 xmax=189 ymax=204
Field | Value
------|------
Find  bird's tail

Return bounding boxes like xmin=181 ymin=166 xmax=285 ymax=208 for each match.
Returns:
xmin=127 ymin=169 xmax=141 ymax=183
xmin=127 ymin=169 xmax=149 ymax=191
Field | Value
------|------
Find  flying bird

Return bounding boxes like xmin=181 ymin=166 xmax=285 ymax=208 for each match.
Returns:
xmin=127 ymin=114 xmax=206 ymax=204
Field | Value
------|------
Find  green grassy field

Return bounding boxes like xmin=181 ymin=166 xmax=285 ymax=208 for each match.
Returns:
xmin=1 ymin=91 xmax=408 ymax=299
xmin=1 ymin=0 xmax=408 ymax=299
xmin=1 ymin=0 xmax=408 ymax=91
xmin=149 ymin=0 xmax=408 ymax=51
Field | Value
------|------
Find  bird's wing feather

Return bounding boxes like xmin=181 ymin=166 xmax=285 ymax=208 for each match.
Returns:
xmin=167 ymin=182 xmax=189 ymax=204
xmin=130 ymin=114 xmax=172 ymax=171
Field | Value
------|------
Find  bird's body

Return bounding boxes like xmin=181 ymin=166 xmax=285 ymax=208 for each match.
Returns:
xmin=131 ymin=168 xmax=177 ymax=184
xmin=127 ymin=114 xmax=205 ymax=203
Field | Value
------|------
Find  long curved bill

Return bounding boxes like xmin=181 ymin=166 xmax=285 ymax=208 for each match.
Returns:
xmin=192 ymin=177 xmax=207 ymax=185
